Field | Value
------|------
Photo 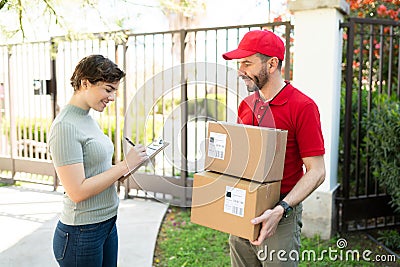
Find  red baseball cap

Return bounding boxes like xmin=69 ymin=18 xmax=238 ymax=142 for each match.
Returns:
xmin=222 ymin=30 xmax=285 ymax=61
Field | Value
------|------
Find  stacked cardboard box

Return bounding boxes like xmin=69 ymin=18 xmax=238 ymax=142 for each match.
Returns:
xmin=191 ymin=121 xmax=288 ymax=241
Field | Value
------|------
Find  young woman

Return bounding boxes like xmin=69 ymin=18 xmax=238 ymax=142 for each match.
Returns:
xmin=49 ymin=54 xmax=147 ymax=267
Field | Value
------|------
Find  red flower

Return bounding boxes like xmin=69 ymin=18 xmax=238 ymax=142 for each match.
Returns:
xmin=387 ymin=9 xmax=399 ymax=20
xmin=353 ymin=61 xmax=360 ymax=68
xmin=362 ymin=0 xmax=374 ymax=5
xmin=377 ymin=4 xmax=387 ymax=16
xmin=386 ymin=0 xmax=400 ymax=4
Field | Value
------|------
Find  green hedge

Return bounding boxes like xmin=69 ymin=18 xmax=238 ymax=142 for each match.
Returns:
xmin=0 ymin=118 xmax=49 ymax=142
xmin=363 ymin=94 xmax=400 ymax=212
xmin=187 ymin=94 xmax=227 ymax=121
xmin=338 ymin=86 xmax=400 ymax=212
xmin=155 ymin=93 xmax=227 ymax=121
xmin=338 ymin=86 xmax=375 ymax=195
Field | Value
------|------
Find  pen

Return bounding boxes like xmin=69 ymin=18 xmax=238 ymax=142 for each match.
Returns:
xmin=124 ymin=137 xmax=136 ymax=147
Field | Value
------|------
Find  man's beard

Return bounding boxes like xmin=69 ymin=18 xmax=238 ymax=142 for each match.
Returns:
xmin=241 ymin=64 xmax=269 ymax=92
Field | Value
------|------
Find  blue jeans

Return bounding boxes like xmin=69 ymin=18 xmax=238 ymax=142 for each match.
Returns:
xmin=53 ymin=216 xmax=118 ymax=267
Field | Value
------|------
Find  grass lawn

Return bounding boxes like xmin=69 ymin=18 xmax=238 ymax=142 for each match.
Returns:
xmin=153 ymin=207 xmax=399 ymax=267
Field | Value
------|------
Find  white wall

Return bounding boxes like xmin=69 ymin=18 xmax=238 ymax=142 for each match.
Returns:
xmin=292 ymin=8 xmax=343 ymax=192
xmin=289 ymin=0 xmax=349 ymax=239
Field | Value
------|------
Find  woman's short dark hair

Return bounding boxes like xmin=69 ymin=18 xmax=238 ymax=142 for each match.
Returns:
xmin=70 ymin=55 xmax=126 ymax=91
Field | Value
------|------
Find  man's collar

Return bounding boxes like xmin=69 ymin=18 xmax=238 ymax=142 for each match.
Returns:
xmin=255 ymin=81 xmax=291 ymax=105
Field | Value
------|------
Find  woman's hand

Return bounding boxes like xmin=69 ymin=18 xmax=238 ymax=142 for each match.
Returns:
xmin=124 ymin=144 xmax=148 ymax=171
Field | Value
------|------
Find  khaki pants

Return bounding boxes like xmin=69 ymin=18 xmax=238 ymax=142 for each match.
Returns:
xmin=229 ymin=203 xmax=303 ymax=267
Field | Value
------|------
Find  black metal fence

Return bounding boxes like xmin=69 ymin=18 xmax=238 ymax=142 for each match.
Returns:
xmin=3 ymin=15 xmax=397 ymax=230
xmin=3 ymin=16 xmax=398 ymax=229
xmin=338 ymin=17 xmax=400 ymax=232
xmin=0 ymin=42 xmax=56 ymax=188
xmin=0 ymin=22 xmax=293 ymax=207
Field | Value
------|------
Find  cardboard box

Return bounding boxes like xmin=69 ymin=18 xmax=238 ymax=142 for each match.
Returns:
xmin=205 ymin=121 xmax=288 ymax=183
xmin=190 ymin=171 xmax=281 ymax=241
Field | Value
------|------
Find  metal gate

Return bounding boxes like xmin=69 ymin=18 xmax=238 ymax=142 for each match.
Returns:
xmin=122 ymin=22 xmax=293 ymax=207
xmin=0 ymin=21 xmax=293 ymax=207
xmin=0 ymin=36 xmax=128 ymax=189
xmin=0 ymin=42 xmax=56 ymax=188
xmin=337 ymin=17 xmax=400 ymax=232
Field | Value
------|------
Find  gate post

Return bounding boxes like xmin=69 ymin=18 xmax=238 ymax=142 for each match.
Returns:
xmin=288 ymin=0 xmax=349 ymax=239
xmin=50 ymin=38 xmax=58 ymax=191
xmin=180 ymin=29 xmax=189 ymax=207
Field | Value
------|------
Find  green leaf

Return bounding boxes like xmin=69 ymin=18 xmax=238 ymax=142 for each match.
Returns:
xmin=0 ymin=0 xmax=7 ymax=10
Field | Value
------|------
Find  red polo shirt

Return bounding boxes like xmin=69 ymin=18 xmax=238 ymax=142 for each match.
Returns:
xmin=237 ymin=82 xmax=325 ymax=194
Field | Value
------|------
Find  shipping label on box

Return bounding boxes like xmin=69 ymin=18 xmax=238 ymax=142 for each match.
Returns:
xmin=224 ymin=186 xmax=246 ymax=217
xmin=205 ymin=121 xmax=288 ymax=183
xmin=208 ymin=132 xmax=227 ymax=160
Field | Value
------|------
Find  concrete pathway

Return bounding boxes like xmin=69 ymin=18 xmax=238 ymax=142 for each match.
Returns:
xmin=0 ymin=185 xmax=168 ymax=267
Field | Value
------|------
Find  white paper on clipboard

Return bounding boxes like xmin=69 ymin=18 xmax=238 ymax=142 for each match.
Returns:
xmin=121 ymin=138 xmax=169 ymax=179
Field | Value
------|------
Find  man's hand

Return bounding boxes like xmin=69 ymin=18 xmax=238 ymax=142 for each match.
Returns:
xmin=249 ymin=205 xmax=284 ymax=245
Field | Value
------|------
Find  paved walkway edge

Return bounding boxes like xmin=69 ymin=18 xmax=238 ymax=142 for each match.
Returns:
xmin=0 ymin=186 xmax=169 ymax=267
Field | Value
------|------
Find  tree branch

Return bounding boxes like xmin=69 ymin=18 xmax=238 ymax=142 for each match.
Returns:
xmin=118 ymin=0 xmax=159 ymax=8
xmin=42 ymin=0 xmax=57 ymax=16
xmin=17 ymin=0 xmax=25 ymax=39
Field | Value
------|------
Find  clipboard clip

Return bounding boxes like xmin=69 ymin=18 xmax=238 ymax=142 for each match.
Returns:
xmin=147 ymin=138 xmax=164 ymax=151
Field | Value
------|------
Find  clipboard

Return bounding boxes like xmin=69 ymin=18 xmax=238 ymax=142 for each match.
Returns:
xmin=121 ymin=138 xmax=169 ymax=179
